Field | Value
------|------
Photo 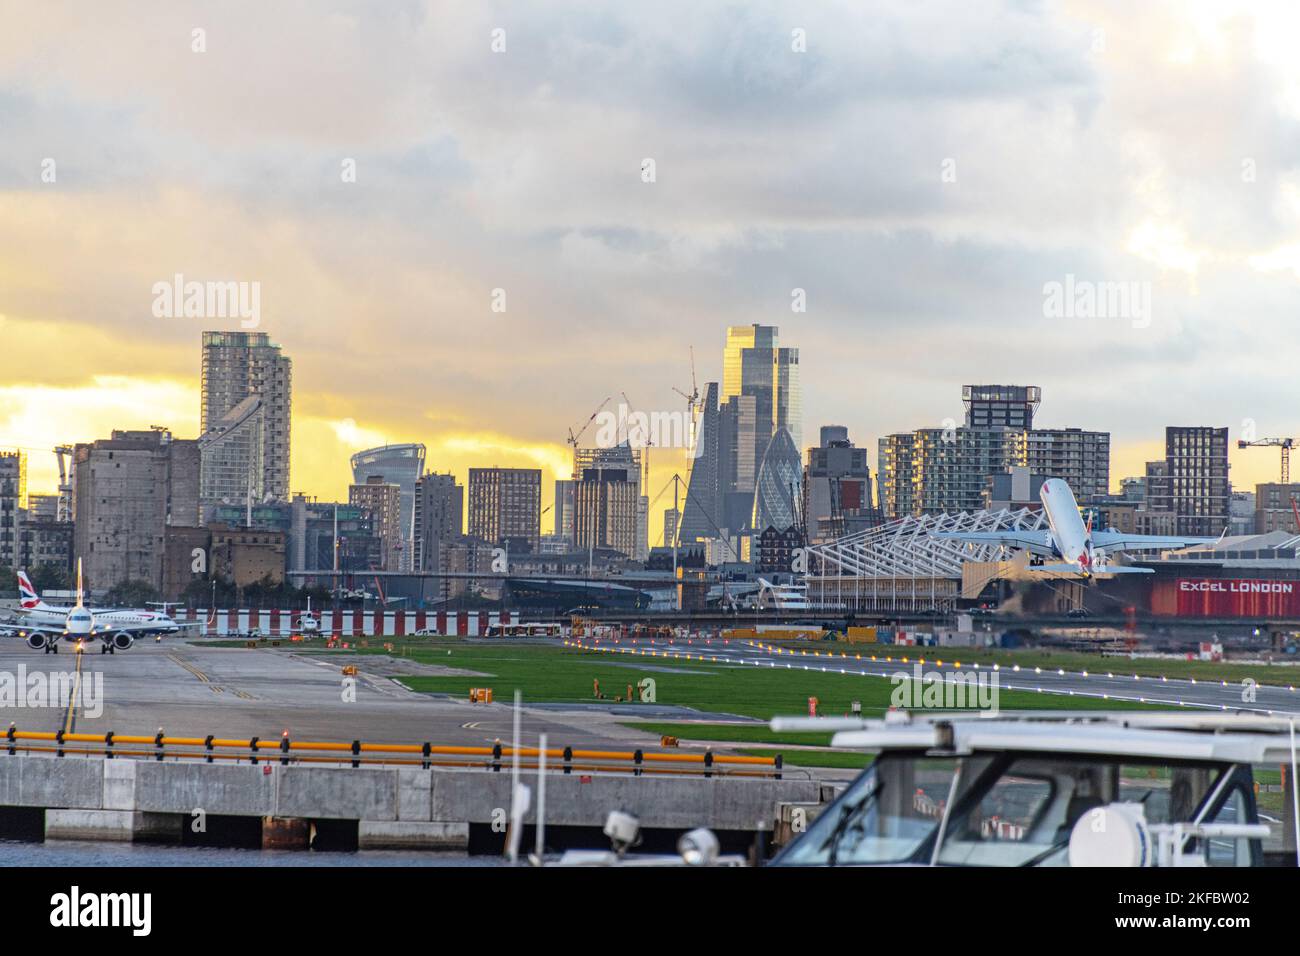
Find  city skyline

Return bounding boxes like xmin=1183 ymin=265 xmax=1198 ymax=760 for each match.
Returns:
xmin=4 ymin=4 xmax=1300 ymax=527
xmin=0 ymin=318 xmax=1288 ymax=534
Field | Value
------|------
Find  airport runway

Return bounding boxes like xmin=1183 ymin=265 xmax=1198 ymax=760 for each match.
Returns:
xmin=568 ymin=637 xmax=1300 ymax=716
xmin=0 ymin=639 xmax=662 ymax=751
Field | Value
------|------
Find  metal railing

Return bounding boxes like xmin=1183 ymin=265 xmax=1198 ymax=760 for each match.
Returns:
xmin=1 ymin=727 xmax=782 ymax=779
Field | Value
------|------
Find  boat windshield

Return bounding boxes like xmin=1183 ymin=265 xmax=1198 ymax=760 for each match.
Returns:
xmin=774 ymin=752 xmax=1227 ymax=867
xmin=775 ymin=754 xmax=966 ymax=865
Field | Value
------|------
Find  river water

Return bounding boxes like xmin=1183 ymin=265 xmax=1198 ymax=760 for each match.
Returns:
xmin=0 ymin=839 xmax=500 ymax=866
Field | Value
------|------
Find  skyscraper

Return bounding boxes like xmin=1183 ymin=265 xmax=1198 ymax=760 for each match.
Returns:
xmin=198 ymin=395 xmax=264 ymax=516
xmin=752 ymin=427 xmax=803 ymax=532
xmin=413 ymin=472 xmax=463 ymax=574
xmin=349 ymin=476 xmax=403 ymax=571
xmin=720 ymin=325 xmax=801 ymax=531
xmin=723 ymin=324 xmax=801 ymax=462
xmin=351 ymin=443 xmax=426 ymax=570
xmin=574 ymin=466 xmax=639 ymax=558
xmin=200 ymin=331 xmax=292 ymax=501
xmin=678 ymin=382 xmax=721 ymax=544
xmin=572 ymin=443 xmax=648 ymax=560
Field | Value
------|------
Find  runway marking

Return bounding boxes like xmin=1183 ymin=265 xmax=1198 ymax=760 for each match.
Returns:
xmin=167 ymin=652 xmax=223 ymax=694
xmin=62 ymin=650 xmax=83 ymax=735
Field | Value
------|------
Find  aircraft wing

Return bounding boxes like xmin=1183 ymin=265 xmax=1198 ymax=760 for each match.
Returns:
xmin=930 ymin=530 xmax=1057 ymax=556
xmin=1089 ymin=531 xmax=1219 ymax=553
xmin=1029 ymin=564 xmax=1153 ymax=575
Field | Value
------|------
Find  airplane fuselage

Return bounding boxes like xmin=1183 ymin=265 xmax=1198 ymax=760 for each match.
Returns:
xmin=1040 ymin=478 xmax=1092 ymax=572
xmin=18 ymin=604 xmax=178 ymax=644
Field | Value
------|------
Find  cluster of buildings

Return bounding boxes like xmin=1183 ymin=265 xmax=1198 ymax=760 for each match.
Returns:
xmin=1 ymin=320 xmax=1293 ymax=612
xmin=874 ymin=385 xmax=1235 ymax=539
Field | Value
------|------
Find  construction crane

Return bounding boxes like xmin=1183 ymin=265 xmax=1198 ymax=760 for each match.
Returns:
xmin=54 ymin=445 xmax=74 ymax=522
xmin=1237 ymin=437 xmax=1295 ymax=484
xmin=672 ymin=346 xmax=702 ymax=415
xmin=566 ymin=397 xmax=610 ymax=451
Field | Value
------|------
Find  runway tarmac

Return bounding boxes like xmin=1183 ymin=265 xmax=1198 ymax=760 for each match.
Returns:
xmin=0 ymin=638 xmax=661 ymax=752
xmin=569 ymin=637 xmax=1300 ymax=716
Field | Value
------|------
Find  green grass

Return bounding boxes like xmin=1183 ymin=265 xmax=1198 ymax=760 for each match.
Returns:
xmin=739 ymin=748 xmax=873 ymax=771
xmin=318 ymin=639 xmax=1168 ymax=721
xmin=623 ymin=721 xmax=837 ymax=747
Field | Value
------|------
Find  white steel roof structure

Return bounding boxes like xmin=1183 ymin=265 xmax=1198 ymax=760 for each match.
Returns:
xmin=805 ymin=507 xmax=1049 ymax=580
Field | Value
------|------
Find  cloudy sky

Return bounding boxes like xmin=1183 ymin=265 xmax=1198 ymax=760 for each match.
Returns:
xmin=3 ymin=1 xmax=1300 ymax=537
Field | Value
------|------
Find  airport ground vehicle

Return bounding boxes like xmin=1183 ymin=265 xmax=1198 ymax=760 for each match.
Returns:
xmin=769 ymin=712 xmax=1297 ymax=867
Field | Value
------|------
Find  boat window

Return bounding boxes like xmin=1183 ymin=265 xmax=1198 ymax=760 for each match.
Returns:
xmin=774 ymin=754 xmax=973 ymax=865
xmin=936 ymin=757 xmax=1224 ymax=867
xmin=1205 ymin=788 xmax=1251 ymax=867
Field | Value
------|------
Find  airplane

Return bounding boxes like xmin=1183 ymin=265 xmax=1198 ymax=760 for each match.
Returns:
xmin=930 ymin=478 xmax=1219 ymax=578
xmin=2 ymin=563 xmax=182 ymax=654
xmin=293 ymin=596 xmax=321 ymax=636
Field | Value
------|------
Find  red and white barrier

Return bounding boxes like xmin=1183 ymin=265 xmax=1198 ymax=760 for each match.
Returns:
xmin=182 ymin=608 xmax=519 ymax=637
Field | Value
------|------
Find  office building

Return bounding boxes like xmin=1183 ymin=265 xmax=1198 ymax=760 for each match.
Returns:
xmin=752 ymin=427 xmax=803 ymax=533
xmin=663 ymin=508 xmax=681 ymax=548
xmin=572 ymin=444 xmax=648 ymax=560
xmin=553 ymin=479 xmax=576 ymax=545
xmin=678 ymin=382 xmax=721 ymax=544
xmin=1144 ymin=426 xmax=1230 ymax=536
xmin=0 ymin=451 xmax=25 ymax=571
xmin=413 ymin=472 xmax=463 ymax=575
xmin=349 ymin=476 xmax=404 ymax=570
xmin=805 ymin=426 xmax=877 ymax=542
xmin=720 ymin=325 xmax=801 ymax=532
xmin=467 ymin=468 xmax=541 ymax=554
xmin=573 ymin=467 xmax=640 ymax=558
xmin=200 ymin=331 xmax=292 ymax=501
xmin=351 ymin=444 xmax=426 ymax=571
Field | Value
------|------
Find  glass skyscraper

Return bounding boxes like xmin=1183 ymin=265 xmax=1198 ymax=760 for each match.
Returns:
xmin=681 ymin=325 xmax=802 ymax=538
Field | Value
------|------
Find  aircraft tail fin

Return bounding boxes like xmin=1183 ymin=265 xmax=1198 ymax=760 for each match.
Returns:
xmin=16 ymin=570 xmax=41 ymax=609
xmin=75 ymin=559 xmax=84 ymax=608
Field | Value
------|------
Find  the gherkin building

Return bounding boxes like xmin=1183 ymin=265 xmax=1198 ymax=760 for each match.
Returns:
xmin=752 ymin=426 xmax=802 ymax=531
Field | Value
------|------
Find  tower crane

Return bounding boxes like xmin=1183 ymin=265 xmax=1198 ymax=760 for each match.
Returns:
xmin=54 ymin=445 xmax=74 ymax=522
xmin=672 ymin=346 xmax=702 ymax=415
xmin=566 ymin=398 xmax=610 ymax=451
xmin=1237 ymin=437 xmax=1295 ymax=485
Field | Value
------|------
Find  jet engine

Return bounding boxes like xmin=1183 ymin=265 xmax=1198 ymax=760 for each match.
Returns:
xmin=112 ymin=632 xmax=135 ymax=650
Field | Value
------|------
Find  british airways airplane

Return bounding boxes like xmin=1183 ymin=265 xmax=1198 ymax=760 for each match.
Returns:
xmin=932 ymin=478 xmax=1219 ymax=577
xmin=3 ymin=562 xmax=181 ymax=654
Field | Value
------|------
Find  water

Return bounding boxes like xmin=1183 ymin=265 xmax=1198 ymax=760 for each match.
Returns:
xmin=0 ymin=839 xmax=502 ymax=866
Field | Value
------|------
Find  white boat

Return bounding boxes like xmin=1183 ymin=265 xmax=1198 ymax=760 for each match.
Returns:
xmin=767 ymin=711 xmax=1299 ymax=867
